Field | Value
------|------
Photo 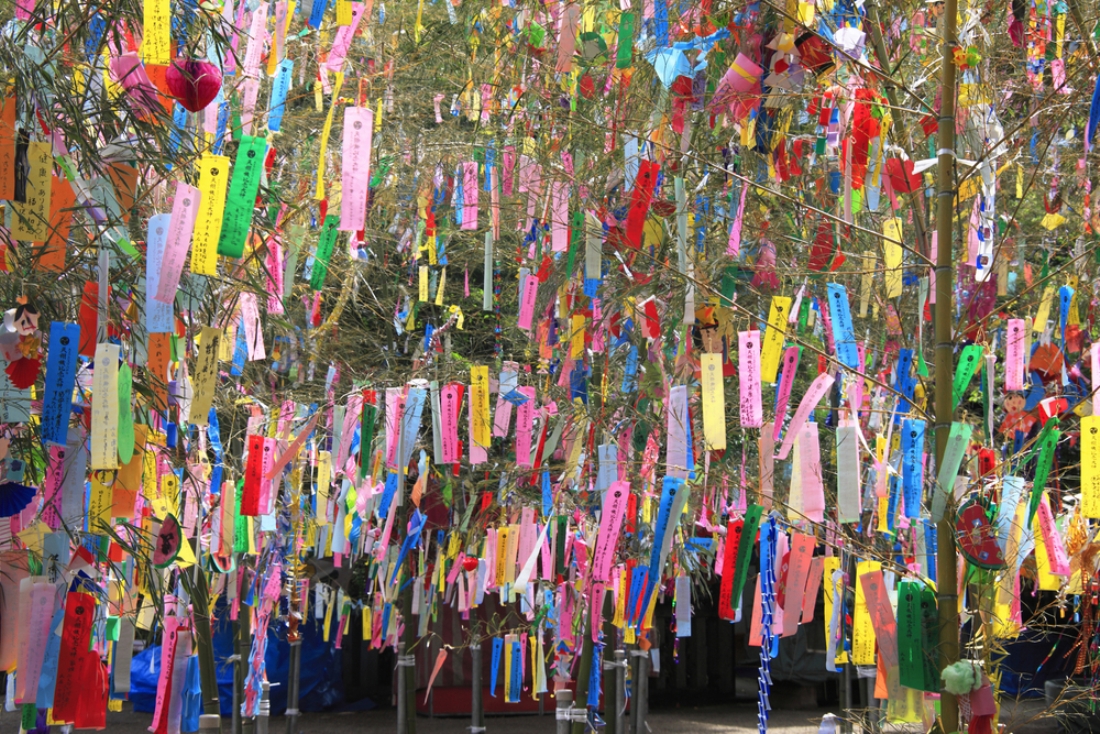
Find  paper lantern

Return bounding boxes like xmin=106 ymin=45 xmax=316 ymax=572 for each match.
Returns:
xmin=166 ymin=59 xmax=223 ymax=113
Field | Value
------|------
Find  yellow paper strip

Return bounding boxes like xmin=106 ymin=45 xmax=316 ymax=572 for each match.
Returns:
xmin=143 ymin=0 xmax=172 ymax=65
xmin=189 ymin=326 xmax=222 ymax=427
xmin=470 ymin=365 xmax=490 ymax=447
xmin=760 ymin=296 xmax=791 ymax=384
xmin=191 ymin=154 xmax=230 ymax=276
xmin=700 ymin=352 xmax=726 ymax=450
xmin=90 ymin=343 xmax=121 ymax=470
xmin=851 ymin=560 xmax=881 ymax=665
xmin=883 ymin=217 xmax=903 ymax=298
xmin=1083 ymin=416 xmax=1100 ymax=518
xmin=11 ymin=142 xmax=52 ymax=241
xmin=314 ymin=73 xmax=346 ymax=201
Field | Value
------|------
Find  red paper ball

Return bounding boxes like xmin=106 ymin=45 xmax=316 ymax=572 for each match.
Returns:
xmin=166 ymin=58 xmax=223 ymax=113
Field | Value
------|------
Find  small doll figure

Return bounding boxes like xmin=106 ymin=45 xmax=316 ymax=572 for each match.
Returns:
xmin=999 ymin=391 xmax=1037 ymax=442
xmin=1 ymin=299 xmax=41 ymax=389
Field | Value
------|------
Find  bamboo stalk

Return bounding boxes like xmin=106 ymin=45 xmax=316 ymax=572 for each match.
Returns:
xmin=933 ymin=0 xmax=961 ymax=732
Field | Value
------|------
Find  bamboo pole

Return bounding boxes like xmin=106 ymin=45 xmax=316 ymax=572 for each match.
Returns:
xmin=190 ymin=566 xmax=223 ymax=730
xmin=933 ymin=0 xmax=961 ymax=732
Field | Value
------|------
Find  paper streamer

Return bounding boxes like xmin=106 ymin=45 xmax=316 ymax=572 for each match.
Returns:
xmin=931 ymin=422 xmax=973 ymax=523
xmin=90 ymin=343 xmax=120 ymax=470
xmin=41 ymin=322 xmax=80 ymax=446
xmin=760 ymin=297 xmax=791 ymax=384
xmin=738 ymin=331 xmax=763 ymax=428
xmin=776 ymin=372 xmax=834 ymax=460
xmin=339 ymin=106 xmax=374 ymax=232
xmin=154 ymin=183 xmax=201 ymax=304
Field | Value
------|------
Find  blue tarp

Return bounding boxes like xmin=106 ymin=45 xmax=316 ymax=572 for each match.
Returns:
xmin=130 ymin=609 xmax=354 ymax=716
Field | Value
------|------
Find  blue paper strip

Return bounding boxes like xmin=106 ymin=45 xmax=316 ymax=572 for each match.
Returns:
xmin=826 ymin=283 xmax=859 ymax=370
xmin=268 ymin=59 xmax=294 ymax=132
xmin=490 ymin=637 xmax=504 ymax=697
xmin=901 ymin=418 xmax=925 ymax=519
xmin=41 ymin=322 xmax=81 ymax=446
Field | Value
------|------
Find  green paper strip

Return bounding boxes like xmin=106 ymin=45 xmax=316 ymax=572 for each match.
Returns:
xmin=731 ymin=504 xmax=763 ymax=611
xmin=1028 ymin=421 xmax=1060 ymax=524
xmin=117 ymin=362 xmax=135 ymax=464
xmin=233 ymin=478 xmax=249 ymax=552
xmin=310 ymin=215 xmax=341 ymax=291
xmin=952 ymin=343 xmax=983 ymax=410
xmin=218 ymin=134 xmax=269 ymax=259
xmin=897 ymin=581 xmax=924 ymax=691
xmin=615 ymin=13 xmax=635 ymax=69
xmin=931 ymin=421 xmax=972 ymax=523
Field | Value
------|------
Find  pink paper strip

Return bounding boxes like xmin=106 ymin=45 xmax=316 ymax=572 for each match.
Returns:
xmin=781 ymin=533 xmax=814 ymax=636
xmin=800 ymin=556 xmax=823 ymax=624
xmin=549 ymin=180 xmax=570 ymax=252
xmin=242 ymin=3 xmax=269 ymax=78
xmin=424 ymin=649 xmax=449 ymax=699
xmin=772 ymin=346 xmax=800 ymax=440
xmin=325 ymin=2 xmax=367 ymax=72
xmin=461 ymin=161 xmax=479 ymax=230
xmin=440 ymin=383 xmax=461 ymax=464
xmin=240 ymin=292 xmax=266 ymax=360
xmin=517 ymin=274 xmax=539 ymax=332
xmin=555 ymin=2 xmax=580 ymax=73
xmin=240 ymin=77 xmax=260 ymax=134
xmin=266 ymin=413 xmax=319 ymax=479
xmin=799 ymin=422 xmax=825 ymax=523
xmin=859 ymin=570 xmax=898 ymax=669
xmin=592 ymin=480 xmax=630 ymax=582
xmin=154 ymin=183 xmax=201 ymax=304
xmin=339 ymin=106 xmax=374 ymax=232
xmin=266 ymin=233 xmax=285 ymax=315
xmin=335 ymin=393 xmax=364 ymax=471
xmin=257 ymin=437 xmax=275 ymax=513
xmin=469 ymin=394 xmax=487 ymax=466
xmin=726 ymin=184 xmax=749 ymax=257
xmin=385 ymin=387 xmax=405 ymax=469
xmin=776 ymin=372 xmax=835 ymax=460
xmin=41 ymin=444 xmax=65 ymax=530
xmin=514 ymin=386 xmax=536 ymax=468
xmin=1005 ymin=318 xmax=1025 ymax=391
xmin=738 ymin=331 xmax=763 ymax=428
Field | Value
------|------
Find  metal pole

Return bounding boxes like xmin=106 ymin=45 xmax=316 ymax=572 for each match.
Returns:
xmin=841 ymin=663 xmax=852 ymax=734
xmin=284 ymin=640 xmax=301 ymax=734
xmin=632 ymin=649 xmax=648 ymax=734
xmin=230 ymin=653 xmax=242 ymax=734
xmin=628 ymin=649 xmax=639 ymax=734
xmin=256 ymin=681 xmax=270 ymax=734
xmin=555 ymin=689 xmax=573 ymax=734
xmin=397 ymin=641 xmax=408 ymax=734
xmin=933 ymin=0 xmax=961 ymax=732
xmin=613 ymin=649 xmax=626 ymax=734
xmin=470 ymin=643 xmax=485 ymax=733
